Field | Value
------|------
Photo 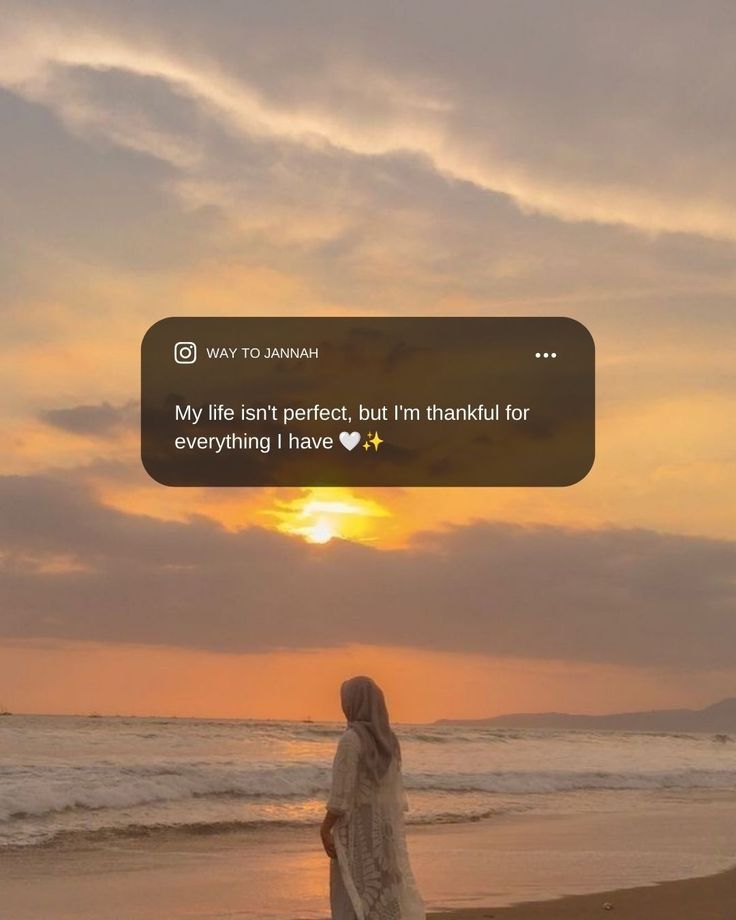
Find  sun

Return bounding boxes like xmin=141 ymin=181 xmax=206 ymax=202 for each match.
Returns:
xmin=267 ymin=488 xmax=391 ymax=545
xmin=307 ymin=518 xmax=336 ymax=544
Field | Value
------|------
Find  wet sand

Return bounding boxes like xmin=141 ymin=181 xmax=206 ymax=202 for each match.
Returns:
xmin=433 ymin=866 xmax=736 ymax=920
xmin=1 ymin=801 xmax=735 ymax=919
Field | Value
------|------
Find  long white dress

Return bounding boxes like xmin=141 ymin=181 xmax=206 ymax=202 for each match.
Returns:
xmin=327 ymin=728 xmax=425 ymax=920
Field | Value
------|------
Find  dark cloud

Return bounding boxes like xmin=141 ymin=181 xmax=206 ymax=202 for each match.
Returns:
xmin=0 ymin=87 xmax=227 ymax=280
xmin=40 ymin=400 xmax=138 ymax=437
xmin=6 ymin=0 xmax=736 ymax=236
xmin=2 ymin=1 xmax=736 ymax=315
xmin=0 ymin=474 xmax=734 ymax=669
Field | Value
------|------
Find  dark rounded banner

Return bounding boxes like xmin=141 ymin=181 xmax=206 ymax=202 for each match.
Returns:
xmin=141 ymin=316 xmax=594 ymax=487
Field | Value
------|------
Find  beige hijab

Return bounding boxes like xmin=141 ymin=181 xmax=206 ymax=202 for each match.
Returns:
xmin=340 ymin=676 xmax=400 ymax=783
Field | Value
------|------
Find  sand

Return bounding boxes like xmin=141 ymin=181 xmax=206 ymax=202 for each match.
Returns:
xmin=1 ymin=803 xmax=735 ymax=919
xmin=432 ymin=867 xmax=736 ymax=919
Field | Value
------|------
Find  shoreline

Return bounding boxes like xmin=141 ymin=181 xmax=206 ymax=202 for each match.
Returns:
xmin=429 ymin=865 xmax=736 ymax=919
xmin=3 ymin=801 xmax=736 ymax=919
xmin=2 ymin=818 xmax=735 ymax=920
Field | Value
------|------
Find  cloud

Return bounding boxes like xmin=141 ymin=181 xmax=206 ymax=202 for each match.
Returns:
xmin=3 ymin=0 xmax=736 ymax=243
xmin=0 ymin=86 xmax=226 ymax=278
xmin=0 ymin=474 xmax=734 ymax=669
xmin=1 ymin=2 xmax=736 ymax=327
xmin=40 ymin=400 xmax=137 ymax=437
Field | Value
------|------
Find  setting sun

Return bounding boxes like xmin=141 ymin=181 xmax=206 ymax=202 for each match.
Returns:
xmin=269 ymin=488 xmax=391 ymax=544
xmin=306 ymin=518 xmax=336 ymax=544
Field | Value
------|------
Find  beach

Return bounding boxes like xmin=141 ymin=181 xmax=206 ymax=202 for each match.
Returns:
xmin=437 ymin=868 xmax=736 ymax=920
xmin=3 ymin=716 xmax=736 ymax=918
xmin=2 ymin=803 xmax=736 ymax=919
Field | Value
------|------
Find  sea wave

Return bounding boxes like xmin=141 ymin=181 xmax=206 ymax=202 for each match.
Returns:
xmin=0 ymin=762 xmax=331 ymax=822
xmin=3 ymin=762 xmax=736 ymax=826
xmin=405 ymin=768 xmax=736 ymax=794
xmin=2 ymin=803 xmax=516 ymax=850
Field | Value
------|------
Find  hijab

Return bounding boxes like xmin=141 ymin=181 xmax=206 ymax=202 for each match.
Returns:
xmin=340 ymin=675 xmax=400 ymax=783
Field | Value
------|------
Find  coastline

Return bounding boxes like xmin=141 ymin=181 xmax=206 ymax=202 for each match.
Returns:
xmin=2 ymin=798 xmax=736 ymax=919
xmin=430 ymin=865 xmax=736 ymax=919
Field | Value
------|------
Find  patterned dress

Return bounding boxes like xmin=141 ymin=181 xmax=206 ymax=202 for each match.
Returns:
xmin=327 ymin=728 xmax=425 ymax=920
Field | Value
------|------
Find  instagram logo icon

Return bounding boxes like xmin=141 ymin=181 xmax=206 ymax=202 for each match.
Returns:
xmin=173 ymin=341 xmax=197 ymax=364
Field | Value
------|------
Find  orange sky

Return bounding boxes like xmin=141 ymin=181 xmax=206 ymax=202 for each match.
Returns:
xmin=3 ymin=642 xmax=733 ymax=723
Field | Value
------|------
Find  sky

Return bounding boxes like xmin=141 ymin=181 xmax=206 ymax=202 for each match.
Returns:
xmin=0 ymin=1 xmax=735 ymax=721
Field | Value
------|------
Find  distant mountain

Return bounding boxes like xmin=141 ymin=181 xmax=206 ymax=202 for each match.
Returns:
xmin=435 ymin=697 xmax=736 ymax=733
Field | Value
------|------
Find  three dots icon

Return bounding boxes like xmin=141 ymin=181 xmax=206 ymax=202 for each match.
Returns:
xmin=535 ymin=351 xmax=557 ymax=359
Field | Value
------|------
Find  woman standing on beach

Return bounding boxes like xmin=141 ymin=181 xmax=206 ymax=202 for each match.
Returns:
xmin=321 ymin=676 xmax=425 ymax=920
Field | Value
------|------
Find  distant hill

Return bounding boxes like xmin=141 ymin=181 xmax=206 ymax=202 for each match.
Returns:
xmin=435 ymin=697 xmax=736 ymax=733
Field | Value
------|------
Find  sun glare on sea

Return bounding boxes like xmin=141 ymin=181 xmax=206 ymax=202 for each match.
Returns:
xmin=268 ymin=488 xmax=391 ymax=544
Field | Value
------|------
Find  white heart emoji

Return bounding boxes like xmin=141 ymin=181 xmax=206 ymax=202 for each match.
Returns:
xmin=339 ymin=431 xmax=361 ymax=451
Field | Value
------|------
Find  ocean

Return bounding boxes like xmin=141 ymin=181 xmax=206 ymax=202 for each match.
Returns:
xmin=3 ymin=714 xmax=736 ymax=850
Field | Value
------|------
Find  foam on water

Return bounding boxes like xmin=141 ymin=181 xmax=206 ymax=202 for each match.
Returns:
xmin=2 ymin=715 xmax=735 ymax=847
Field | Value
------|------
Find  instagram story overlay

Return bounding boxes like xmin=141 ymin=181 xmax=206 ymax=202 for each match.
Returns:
xmin=141 ymin=317 xmax=594 ymax=487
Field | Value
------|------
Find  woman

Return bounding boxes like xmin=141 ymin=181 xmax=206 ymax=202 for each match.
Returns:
xmin=321 ymin=676 xmax=425 ymax=920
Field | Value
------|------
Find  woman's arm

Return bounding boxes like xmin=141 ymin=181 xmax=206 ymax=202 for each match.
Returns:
xmin=322 ymin=729 xmax=361 ymax=858
xmin=320 ymin=809 xmax=339 ymax=858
